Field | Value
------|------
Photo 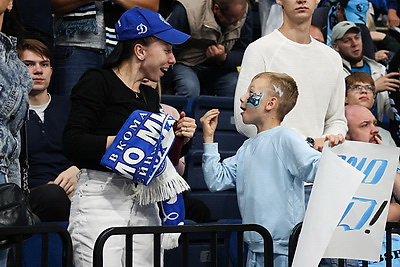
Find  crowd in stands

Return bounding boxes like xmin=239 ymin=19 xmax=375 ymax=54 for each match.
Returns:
xmin=2 ymin=0 xmax=400 ymax=266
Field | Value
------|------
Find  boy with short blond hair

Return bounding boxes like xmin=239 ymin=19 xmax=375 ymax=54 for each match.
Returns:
xmin=201 ymin=72 xmax=343 ymax=267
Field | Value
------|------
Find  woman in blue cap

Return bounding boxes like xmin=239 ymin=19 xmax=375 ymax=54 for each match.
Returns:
xmin=63 ymin=7 xmax=192 ymax=267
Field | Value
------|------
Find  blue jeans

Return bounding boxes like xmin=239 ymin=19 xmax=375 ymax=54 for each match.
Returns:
xmin=0 ymin=172 xmax=5 ymax=184
xmin=319 ymin=258 xmax=361 ymax=267
xmin=0 ymin=249 xmax=8 ymax=267
xmin=246 ymin=251 xmax=288 ymax=267
xmin=171 ymin=63 xmax=238 ymax=98
xmin=53 ymin=46 xmax=105 ymax=96
xmin=305 ymin=184 xmax=312 ymax=207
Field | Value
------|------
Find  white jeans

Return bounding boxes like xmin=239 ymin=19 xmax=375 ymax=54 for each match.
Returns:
xmin=68 ymin=169 xmax=162 ymax=267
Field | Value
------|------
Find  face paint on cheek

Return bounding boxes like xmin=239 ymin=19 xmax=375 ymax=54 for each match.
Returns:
xmin=246 ymin=92 xmax=264 ymax=109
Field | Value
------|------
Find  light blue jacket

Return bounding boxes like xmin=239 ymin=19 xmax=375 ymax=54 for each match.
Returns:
xmin=0 ymin=32 xmax=32 ymax=185
xmin=202 ymin=126 xmax=321 ymax=256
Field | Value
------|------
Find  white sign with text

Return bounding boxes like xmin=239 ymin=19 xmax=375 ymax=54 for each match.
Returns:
xmin=292 ymin=141 xmax=399 ymax=266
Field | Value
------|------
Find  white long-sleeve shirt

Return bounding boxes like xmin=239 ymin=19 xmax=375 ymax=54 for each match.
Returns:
xmin=234 ymin=29 xmax=347 ymax=138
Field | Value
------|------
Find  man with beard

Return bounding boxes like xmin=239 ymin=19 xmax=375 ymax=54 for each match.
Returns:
xmin=345 ymin=104 xmax=400 ymax=222
xmin=332 ymin=21 xmax=400 ymax=127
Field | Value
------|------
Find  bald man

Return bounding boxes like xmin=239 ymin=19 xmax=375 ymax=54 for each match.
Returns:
xmin=345 ymin=104 xmax=382 ymax=144
xmin=345 ymin=105 xmax=400 ymax=222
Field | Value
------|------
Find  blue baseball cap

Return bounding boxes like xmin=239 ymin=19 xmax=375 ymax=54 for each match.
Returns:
xmin=115 ymin=7 xmax=190 ymax=45
xmin=344 ymin=0 xmax=369 ymax=24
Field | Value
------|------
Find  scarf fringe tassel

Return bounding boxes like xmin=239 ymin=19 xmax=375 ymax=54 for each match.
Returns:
xmin=132 ymin=171 xmax=190 ymax=206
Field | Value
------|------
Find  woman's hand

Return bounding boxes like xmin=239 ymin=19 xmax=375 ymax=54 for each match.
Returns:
xmin=175 ymin=111 xmax=196 ymax=144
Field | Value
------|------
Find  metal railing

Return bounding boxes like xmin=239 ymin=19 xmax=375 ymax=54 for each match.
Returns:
xmin=93 ymin=223 xmax=274 ymax=267
xmin=0 ymin=224 xmax=73 ymax=267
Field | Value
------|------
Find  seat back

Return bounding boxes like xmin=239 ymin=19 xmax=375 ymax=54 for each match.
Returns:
xmin=0 ymin=223 xmax=73 ymax=267
xmin=190 ymin=96 xmax=247 ymax=151
xmin=184 ymin=149 xmax=241 ymax=221
xmin=161 ymin=95 xmax=193 ymax=116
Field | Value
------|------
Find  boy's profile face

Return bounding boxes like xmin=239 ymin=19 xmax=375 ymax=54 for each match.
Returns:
xmin=239 ymin=77 xmax=270 ymax=125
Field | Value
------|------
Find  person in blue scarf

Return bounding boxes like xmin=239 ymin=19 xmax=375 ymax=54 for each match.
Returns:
xmin=63 ymin=7 xmax=193 ymax=267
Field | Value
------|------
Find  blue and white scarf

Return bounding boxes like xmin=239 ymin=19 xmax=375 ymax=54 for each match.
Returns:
xmin=101 ymin=110 xmax=190 ymax=249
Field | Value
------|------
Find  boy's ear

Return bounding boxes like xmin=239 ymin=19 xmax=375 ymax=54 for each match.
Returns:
xmin=265 ymin=97 xmax=278 ymax=111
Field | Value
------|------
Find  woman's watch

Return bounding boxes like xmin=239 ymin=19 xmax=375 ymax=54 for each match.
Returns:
xmin=306 ymin=137 xmax=315 ymax=147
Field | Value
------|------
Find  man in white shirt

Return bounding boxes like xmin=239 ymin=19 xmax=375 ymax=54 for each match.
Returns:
xmin=235 ymin=0 xmax=346 ymax=151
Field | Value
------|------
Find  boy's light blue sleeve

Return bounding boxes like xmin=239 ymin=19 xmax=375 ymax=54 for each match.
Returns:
xmin=276 ymin=131 xmax=321 ymax=183
xmin=202 ymin=143 xmax=237 ymax=192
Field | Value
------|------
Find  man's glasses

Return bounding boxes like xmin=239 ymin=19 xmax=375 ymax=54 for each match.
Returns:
xmin=348 ymin=84 xmax=375 ymax=93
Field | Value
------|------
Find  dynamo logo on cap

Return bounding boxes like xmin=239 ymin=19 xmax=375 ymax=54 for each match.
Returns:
xmin=136 ymin=23 xmax=148 ymax=35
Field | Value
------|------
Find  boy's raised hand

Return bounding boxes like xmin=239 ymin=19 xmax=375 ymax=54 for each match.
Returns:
xmin=200 ymin=109 xmax=220 ymax=143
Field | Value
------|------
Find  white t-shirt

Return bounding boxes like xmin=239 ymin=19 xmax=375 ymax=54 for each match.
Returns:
xmin=29 ymin=94 xmax=51 ymax=122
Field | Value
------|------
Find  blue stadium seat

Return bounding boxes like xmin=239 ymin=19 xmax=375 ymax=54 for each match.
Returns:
xmin=161 ymin=94 xmax=194 ymax=117
xmin=164 ymin=235 xmax=228 ymax=267
xmin=184 ymin=149 xmax=236 ymax=190
xmin=165 ymin=220 xmax=248 ymax=267
xmin=186 ymin=191 xmax=240 ymax=221
xmin=22 ymin=221 xmax=70 ymax=267
xmin=218 ymin=219 xmax=247 ymax=267
xmin=190 ymin=95 xmax=247 ymax=151
xmin=183 ymin=147 xmax=241 ymax=221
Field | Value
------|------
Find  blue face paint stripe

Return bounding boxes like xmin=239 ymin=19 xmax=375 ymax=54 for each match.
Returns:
xmin=246 ymin=91 xmax=264 ymax=109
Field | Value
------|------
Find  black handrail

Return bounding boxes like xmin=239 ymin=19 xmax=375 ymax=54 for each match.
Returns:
xmin=0 ymin=224 xmax=73 ymax=267
xmin=93 ymin=223 xmax=274 ymax=267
